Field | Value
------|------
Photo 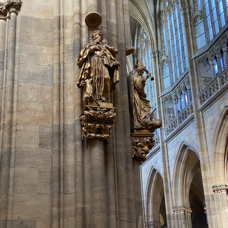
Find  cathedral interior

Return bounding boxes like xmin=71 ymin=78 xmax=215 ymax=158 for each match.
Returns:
xmin=0 ymin=0 xmax=227 ymax=228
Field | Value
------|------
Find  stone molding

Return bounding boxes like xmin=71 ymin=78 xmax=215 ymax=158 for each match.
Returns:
xmin=212 ymin=185 xmax=228 ymax=193
xmin=165 ymin=103 xmax=194 ymax=136
xmin=0 ymin=0 xmax=22 ymax=20
xmin=198 ymin=67 xmax=228 ymax=107
xmin=193 ymin=30 xmax=228 ymax=62
xmin=80 ymin=105 xmax=116 ymax=140
xmin=145 ymin=221 xmax=161 ymax=228
xmin=173 ymin=206 xmax=192 ymax=214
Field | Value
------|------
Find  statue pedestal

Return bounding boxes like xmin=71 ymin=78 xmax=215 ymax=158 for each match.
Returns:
xmin=80 ymin=104 xmax=116 ymax=140
xmin=131 ymin=130 xmax=155 ymax=162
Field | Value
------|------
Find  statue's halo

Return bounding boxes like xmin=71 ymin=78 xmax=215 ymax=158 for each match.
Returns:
xmin=85 ymin=12 xmax=102 ymax=28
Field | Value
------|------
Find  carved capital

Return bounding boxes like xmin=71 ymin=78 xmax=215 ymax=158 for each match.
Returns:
xmin=212 ymin=185 xmax=228 ymax=193
xmin=131 ymin=134 xmax=155 ymax=162
xmin=80 ymin=105 xmax=116 ymax=140
xmin=0 ymin=0 xmax=22 ymax=20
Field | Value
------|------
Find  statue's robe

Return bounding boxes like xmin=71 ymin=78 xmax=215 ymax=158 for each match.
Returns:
xmin=128 ymin=70 xmax=151 ymax=130
xmin=77 ymin=43 xmax=120 ymax=102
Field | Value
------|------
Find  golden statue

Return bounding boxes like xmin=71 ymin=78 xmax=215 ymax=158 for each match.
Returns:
xmin=128 ymin=59 xmax=162 ymax=133
xmin=77 ymin=30 xmax=120 ymax=105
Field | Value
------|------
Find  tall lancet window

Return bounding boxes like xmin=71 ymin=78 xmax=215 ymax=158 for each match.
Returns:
xmin=202 ymin=0 xmax=228 ymax=42
xmin=137 ymin=28 xmax=155 ymax=107
xmin=161 ymin=0 xmax=188 ymax=90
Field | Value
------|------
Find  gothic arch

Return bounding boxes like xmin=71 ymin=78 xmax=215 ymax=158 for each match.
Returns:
xmin=173 ymin=142 xmax=200 ymax=207
xmin=145 ymin=167 xmax=165 ymax=226
xmin=211 ymin=106 xmax=228 ymax=185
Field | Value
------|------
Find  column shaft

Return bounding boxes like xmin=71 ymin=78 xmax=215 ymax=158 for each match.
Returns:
xmin=91 ymin=140 xmax=107 ymax=228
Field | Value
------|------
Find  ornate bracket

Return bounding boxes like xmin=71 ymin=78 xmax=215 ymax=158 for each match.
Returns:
xmin=131 ymin=134 xmax=155 ymax=162
xmin=80 ymin=105 xmax=116 ymax=140
xmin=0 ymin=0 xmax=22 ymax=20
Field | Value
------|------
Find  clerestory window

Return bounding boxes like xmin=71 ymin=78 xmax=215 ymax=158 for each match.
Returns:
xmin=161 ymin=1 xmax=188 ymax=89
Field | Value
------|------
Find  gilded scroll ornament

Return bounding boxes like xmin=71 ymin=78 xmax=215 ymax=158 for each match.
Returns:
xmin=77 ymin=30 xmax=120 ymax=105
xmin=77 ymin=30 xmax=119 ymax=140
xmin=80 ymin=106 xmax=116 ymax=140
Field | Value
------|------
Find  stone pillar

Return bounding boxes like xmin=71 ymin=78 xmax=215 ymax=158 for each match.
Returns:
xmin=216 ymin=54 xmax=222 ymax=73
xmin=90 ymin=140 xmax=107 ymax=228
xmin=2 ymin=10 xmax=17 ymax=226
xmin=172 ymin=97 xmax=178 ymax=116
xmin=209 ymin=59 xmax=216 ymax=79
xmin=222 ymin=47 xmax=228 ymax=67
xmin=87 ymin=0 xmax=98 ymax=13
xmin=212 ymin=185 xmax=228 ymax=228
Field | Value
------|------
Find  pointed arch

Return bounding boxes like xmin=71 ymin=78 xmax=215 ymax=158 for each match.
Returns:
xmin=173 ymin=142 xmax=200 ymax=207
xmin=145 ymin=167 xmax=165 ymax=225
xmin=211 ymin=106 xmax=228 ymax=185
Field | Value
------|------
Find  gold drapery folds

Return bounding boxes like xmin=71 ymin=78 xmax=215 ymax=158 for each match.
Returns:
xmin=77 ymin=30 xmax=120 ymax=105
xmin=77 ymin=30 xmax=119 ymax=140
xmin=128 ymin=59 xmax=162 ymax=161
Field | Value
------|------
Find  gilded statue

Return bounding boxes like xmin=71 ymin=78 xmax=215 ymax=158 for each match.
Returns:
xmin=128 ymin=59 xmax=162 ymax=133
xmin=77 ymin=30 xmax=120 ymax=105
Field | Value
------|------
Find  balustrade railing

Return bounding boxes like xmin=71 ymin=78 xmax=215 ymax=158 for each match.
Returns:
xmin=198 ymin=68 xmax=228 ymax=105
xmin=165 ymin=103 xmax=194 ymax=136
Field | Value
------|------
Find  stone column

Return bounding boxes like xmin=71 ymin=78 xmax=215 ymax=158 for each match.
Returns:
xmin=0 ymin=15 xmax=6 ymax=228
xmin=222 ymin=47 xmax=228 ymax=67
xmin=90 ymin=140 xmax=107 ymax=228
xmin=171 ymin=95 xmax=177 ymax=116
xmin=216 ymin=54 xmax=222 ymax=74
xmin=3 ymin=10 xmax=18 ymax=227
xmin=212 ymin=185 xmax=228 ymax=228
xmin=87 ymin=0 xmax=98 ymax=13
xmin=209 ymin=59 xmax=216 ymax=79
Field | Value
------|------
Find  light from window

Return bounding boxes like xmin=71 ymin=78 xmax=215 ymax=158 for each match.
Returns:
xmin=181 ymin=94 xmax=185 ymax=109
xmin=218 ymin=0 xmax=225 ymax=27
xmin=214 ymin=58 xmax=218 ymax=74
xmin=211 ymin=0 xmax=219 ymax=34
xmin=204 ymin=0 xmax=213 ymax=41
xmin=185 ymin=92 xmax=189 ymax=105
xmin=195 ymin=20 xmax=206 ymax=49
xmin=163 ymin=64 xmax=170 ymax=88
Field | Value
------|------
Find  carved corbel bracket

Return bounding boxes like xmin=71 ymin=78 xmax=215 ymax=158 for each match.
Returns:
xmin=0 ymin=0 xmax=22 ymax=20
xmin=131 ymin=133 xmax=155 ymax=162
xmin=80 ymin=105 xmax=116 ymax=140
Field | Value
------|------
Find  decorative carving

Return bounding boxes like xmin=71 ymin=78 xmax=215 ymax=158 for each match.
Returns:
xmin=77 ymin=30 xmax=120 ymax=104
xmin=198 ymin=67 xmax=228 ymax=105
xmin=0 ymin=0 xmax=22 ymax=19
xmin=191 ymin=3 xmax=204 ymax=26
xmin=128 ymin=59 xmax=162 ymax=132
xmin=160 ymin=49 xmax=168 ymax=67
xmin=131 ymin=135 xmax=155 ymax=161
xmin=80 ymin=105 xmax=116 ymax=140
xmin=173 ymin=206 xmax=192 ymax=214
xmin=128 ymin=60 xmax=162 ymax=161
xmin=212 ymin=185 xmax=228 ymax=193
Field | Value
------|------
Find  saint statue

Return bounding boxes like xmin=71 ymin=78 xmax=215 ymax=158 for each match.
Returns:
xmin=77 ymin=30 xmax=120 ymax=105
xmin=128 ymin=59 xmax=162 ymax=132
